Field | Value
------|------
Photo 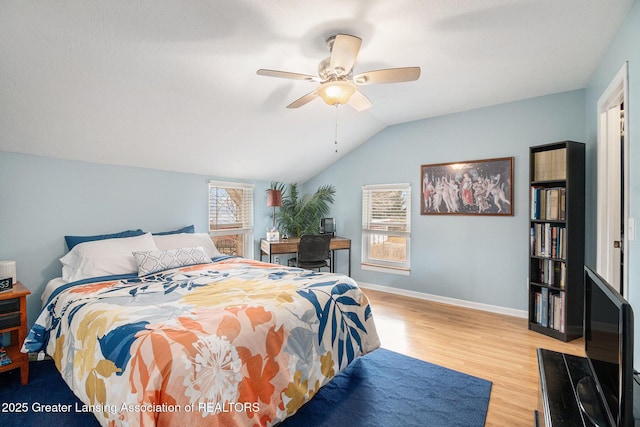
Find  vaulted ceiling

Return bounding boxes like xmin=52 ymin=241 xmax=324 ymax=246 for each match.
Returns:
xmin=0 ymin=1 xmax=634 ymax=182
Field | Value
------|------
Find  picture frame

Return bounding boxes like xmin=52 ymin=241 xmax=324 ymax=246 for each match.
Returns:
xmin=266 ymin=230 xmax=280 ymax=242
xmin=420 ymin=157 xmax=514 ymax=216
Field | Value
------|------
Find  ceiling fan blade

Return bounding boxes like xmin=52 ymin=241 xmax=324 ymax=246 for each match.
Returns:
xmin=353 ymin=67 xmax=421 ymax=85
xmin=257 ymin=69 xmax=319 ymax=81
xmin=287 ymin=91 xmax=319 ymax=109
xmin=329 ymin=34 xmax=362 ymax=76
xmin=348 ymin=90 xmax=372 ymax=112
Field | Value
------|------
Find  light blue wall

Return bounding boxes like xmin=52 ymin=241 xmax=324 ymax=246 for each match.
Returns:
xmin=584 ymin=0 xmax=640 ymax=366
xmin=304 ymin=90 xmax=586 ymax=311
xmin=0 ymin=152 xmax=272 ymax=324
xmin=3 ymin=0 xmax=637 ymax=347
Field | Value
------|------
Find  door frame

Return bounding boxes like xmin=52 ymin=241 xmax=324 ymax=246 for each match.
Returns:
xmin=596 ymin=62 xmax=629 ymax=296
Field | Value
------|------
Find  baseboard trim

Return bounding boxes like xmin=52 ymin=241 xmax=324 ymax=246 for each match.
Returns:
xmin=357 ymin=281 xmax=527 ymax=319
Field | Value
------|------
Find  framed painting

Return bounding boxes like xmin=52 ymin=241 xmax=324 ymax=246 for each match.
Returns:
xmin=420 ymin=157 xmax=514 ymax=216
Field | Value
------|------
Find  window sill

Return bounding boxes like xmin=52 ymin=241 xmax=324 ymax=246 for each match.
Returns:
xmin=361 ymin=263 xmax=410 ymax=276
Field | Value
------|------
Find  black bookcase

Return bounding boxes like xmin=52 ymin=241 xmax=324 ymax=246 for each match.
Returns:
xmin=528 ymin=141 xmax=585 ymax=342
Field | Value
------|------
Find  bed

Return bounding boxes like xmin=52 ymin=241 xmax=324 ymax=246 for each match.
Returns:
xmin=22 ymin=231 xmax=380 ymax=426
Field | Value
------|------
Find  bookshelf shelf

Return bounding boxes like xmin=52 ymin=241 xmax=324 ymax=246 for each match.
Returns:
xmin=528 ymin=141 xmax=585 ymax=342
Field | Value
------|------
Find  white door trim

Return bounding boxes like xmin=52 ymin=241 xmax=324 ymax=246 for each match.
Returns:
xmin=596 ymin=62 xmax=629 ymax=295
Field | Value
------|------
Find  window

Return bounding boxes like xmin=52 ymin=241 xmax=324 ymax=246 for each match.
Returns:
xmin=208 ymin=180 xmax=254 ymax=258
xmin=362 ymin=183 xmax=411 ymax=274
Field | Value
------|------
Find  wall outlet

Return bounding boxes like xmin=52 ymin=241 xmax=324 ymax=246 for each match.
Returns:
xmin=274 ymin=256 xmax=280 ymax=264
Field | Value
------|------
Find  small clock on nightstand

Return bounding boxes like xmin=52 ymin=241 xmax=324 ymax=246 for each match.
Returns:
xmin=0 ymin=277 xmax=13 ymax=292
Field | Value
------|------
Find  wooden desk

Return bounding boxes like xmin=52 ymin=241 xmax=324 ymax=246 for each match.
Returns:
xmin=260 ymin=236 xmax=351 ymax=276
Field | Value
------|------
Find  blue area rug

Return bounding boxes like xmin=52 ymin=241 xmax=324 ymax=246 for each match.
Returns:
xmin=0 ymin=348 xmax=491 ymax=427
xmin=0 ymin=359 xmax=99 ymax=427
xmin=281 ymin=348 xmax=492 ymax=427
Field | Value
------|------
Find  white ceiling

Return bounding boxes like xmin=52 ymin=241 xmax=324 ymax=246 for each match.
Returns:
xmin=0 ymin=1 xmax=634 ymax=183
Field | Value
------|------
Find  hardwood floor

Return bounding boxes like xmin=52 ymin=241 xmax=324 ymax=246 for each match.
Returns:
xmin=362 ymin=288 xmax=584 ymax=427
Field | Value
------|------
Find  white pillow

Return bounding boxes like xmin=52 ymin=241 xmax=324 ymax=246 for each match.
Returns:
xmin=152 ymin=233 xmax=221 ymax=258
xmin=133 ymin=247 xmax=212 ymax=276
xmin=60 ymin=232 xmax=159 ymax=282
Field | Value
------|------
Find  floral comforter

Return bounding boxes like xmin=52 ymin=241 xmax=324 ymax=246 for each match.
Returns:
xmin=22 ymin=257 xmax=380 ymax=426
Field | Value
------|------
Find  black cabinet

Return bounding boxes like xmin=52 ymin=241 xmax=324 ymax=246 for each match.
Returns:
xmin=536 ymin=348 xmax=640 ymax=427
xmin=528 ymin=141 xmax=585 ymax=341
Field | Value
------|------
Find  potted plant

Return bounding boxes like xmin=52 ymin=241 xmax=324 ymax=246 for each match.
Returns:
xmin=269 ymin=182 xmax=336 ymax=237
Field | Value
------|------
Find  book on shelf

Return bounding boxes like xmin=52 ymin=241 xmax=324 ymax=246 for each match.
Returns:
xmin=533 ymin=148 xmax=567 ymax=181
xmin=559 ymin=190 xmax=566 ymax=221
xmin=534 ymin=259 xmax=566 ymax=288
xmin=556 ymin=292 xmax=565 ymax=332
xmin=548 ymin=188 xmax=559 ymax=220
xmin=541 ymin=288 xmax=549 ymax=327
xmin=531 ymin=223 xmax=566 ymax=259
xmin=551 ymin=292 xmax=564 ymax=332
xmin=530 ymin=187 xmax=565 ymax=220
xmin=534 ymin=289 xmax=566 ymax=332
xmin=0 ymin=346 xmax=11 ymax=366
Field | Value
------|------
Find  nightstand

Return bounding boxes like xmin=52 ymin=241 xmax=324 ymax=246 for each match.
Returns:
xmin=0 ymin=282 xmax=31 ymax=385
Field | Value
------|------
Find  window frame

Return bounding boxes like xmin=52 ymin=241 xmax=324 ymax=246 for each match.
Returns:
xmin=208 ymin=180 xmax=254 ymax=258
xmin=361 ymin=183 xmax=411 ymax=275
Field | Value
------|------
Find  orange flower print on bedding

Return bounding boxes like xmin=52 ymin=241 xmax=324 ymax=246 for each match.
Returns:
xmin=236 ymin=325 xmax=286 ymax=424
xmin=237 ymin=349 xmax=278 ymax=404
xmin=177 ymin=316 xmax=207 ymax=335
xmin=179 ymin=264 xmax=211 ymax=273
xmin=237 ymin=325 xmax=285 ymax=403
xmin=69 ymin=281 xmax=118 ymax=294
xmin=264 ymin=322 xmax=285 ymax=359
xmin=245 ymin=306 xmax=273 ymax=330
xmin=128 ymin=324 xmax=198 ymax=399
xmin=216 ymin=315 xmax=242 ymax=342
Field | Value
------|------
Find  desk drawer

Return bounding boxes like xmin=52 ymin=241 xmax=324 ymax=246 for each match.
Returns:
xmin=0 ymin=312 xmax=20 ymax=329
xmin=0 ymin=298 xmax=19 ymax=315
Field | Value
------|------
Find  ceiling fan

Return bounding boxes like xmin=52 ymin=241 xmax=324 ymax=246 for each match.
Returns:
xmin=257 ymin=34 xmax=421 ymax=111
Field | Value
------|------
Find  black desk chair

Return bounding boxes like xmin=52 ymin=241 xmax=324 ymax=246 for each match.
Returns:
xmin=288 ymin=234 xmax=332 ymax=272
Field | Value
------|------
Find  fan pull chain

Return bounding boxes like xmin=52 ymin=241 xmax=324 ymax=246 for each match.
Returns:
xmin=334 ymin=104 xmax=339 ymax=153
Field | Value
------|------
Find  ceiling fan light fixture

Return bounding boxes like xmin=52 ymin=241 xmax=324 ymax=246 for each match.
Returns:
xmin=257 ymin=34 xmax=419 ymax=111
xmin=316 ymin=80 xmax=356 ymax=106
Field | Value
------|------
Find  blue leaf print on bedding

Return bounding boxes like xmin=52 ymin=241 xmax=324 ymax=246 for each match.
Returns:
xmin=98 ymin=321 xmax=149 ymax=375
xmin=297 ymin=282 xmax=369 ymax=369
xmin=267 ymin=271 xmax=288 ymax=280
xmin=317 ymin=298 xmax=332 ymax=345
xmin=343 ymin=311 xmax=366 ymax=332
xmin=349 ymin=326 xmax=363 ymax=352
xmin=365 ymin=304 xmax=372 ymax=320
xmin=330 ymin=282 xmax=355 ymax=295
xmin=297 ymin=290 xmax=322 ymax=320
xmin=304 ymin=280 xmax=338 ymax=288
xmin=335 ymin=296 xmax=359 ymax=306
xmin=23 ymin=324 xmax=47 ymax=352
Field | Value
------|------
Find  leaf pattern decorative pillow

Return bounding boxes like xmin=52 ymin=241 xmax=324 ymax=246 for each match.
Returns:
xmin=133 ymin=247 xmax=211 ymax=276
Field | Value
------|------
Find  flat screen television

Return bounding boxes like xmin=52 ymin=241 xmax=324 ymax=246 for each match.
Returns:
xmin=582 ymin=266 xmax=634 ymax=426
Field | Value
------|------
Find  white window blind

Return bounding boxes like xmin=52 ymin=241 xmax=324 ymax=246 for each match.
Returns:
xmin=362 ymin=183 xmax=411 ymax=273
xmin=208 ymin=180 xmax=254 ymax=257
